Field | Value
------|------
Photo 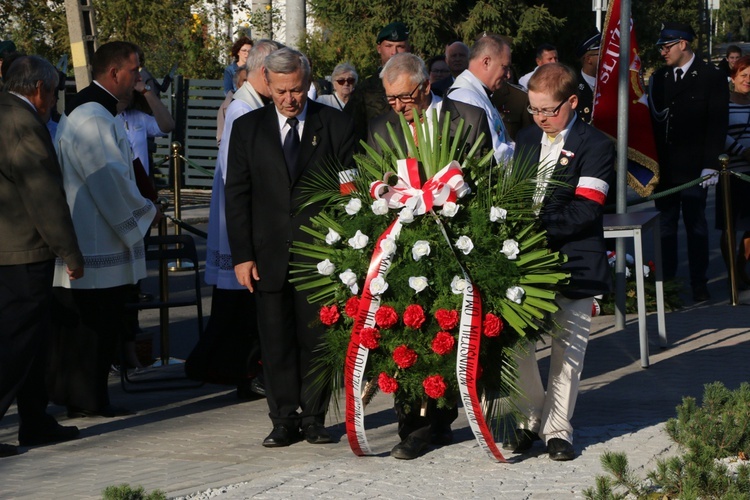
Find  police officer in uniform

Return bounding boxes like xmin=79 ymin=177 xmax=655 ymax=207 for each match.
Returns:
xmin=648 ymin=22 xmax=728 ymax=302
xmin=575 ymin=30 xmax=601 ymax=124
xmin=344 ymin=22 xmax=410 ymax=143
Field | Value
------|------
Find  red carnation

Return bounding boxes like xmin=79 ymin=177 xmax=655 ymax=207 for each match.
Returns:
xmin=402 ymin=304 xmax=426 ymax=329
xmin=431 ymin=331 xmax=455 ymax=355
xmin=392 ymin=345 xmax=418 ymax=369
xmin=359 ymin=327 xmax=381 ymax=349
xmin=648 ymin=260 xmax=656 ymax=273
xmin=375 ymin=304 xmax=398 ymax=329
xmin=319 ymin=304 xmax=340 ymax=326
xmin=378 ymin=372 xmax=399 ymax=393
xmin=435 ymin=309 xmax=459 ymax=330
xmin=345 ymin=296 xmax=360 ymax=318
xmin=483 ymin=312 xmax=503 ymax=337
xmin=423 ymin=374 xmax=447 ymax=399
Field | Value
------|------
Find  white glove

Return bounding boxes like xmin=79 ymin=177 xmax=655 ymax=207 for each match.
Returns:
xmin=700 ymin=168 xmax=719 ymax=188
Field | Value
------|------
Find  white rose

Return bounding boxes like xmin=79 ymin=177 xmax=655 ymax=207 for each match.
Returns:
xmin=506 ymin=286 xmax=525 ymax=304
xmin=379 ymin=237 xmax=397 ymax=257
xmin=643 ymin=265 xmax=650 ymax=279
xmin=501 ymin=239 xmax=520 ymax=260
xmin=455 ymin=235 xmax=474 ymax=255
xmin=489 ymin=206 xmax=507 ymax=222
xmin=369 ymin=276 xmax=389 ymax=295
xmin=348 ymin=230 xmax=370 ymax=249
xmin=440 ymin=202 xmax=459 ymax=217
xmin=412 ymin=240 xmax=431 ymax=261
xmin=451 ymin=275 xmax=468 ymax=295
xmin=398 ymin=207 xmax=415 ymax=224
xmin=371 ymin=199 xmax=389 ymax=215
xmin=339 ymin=269 xmax=357 ymax=287
xmin=316 ymin=259 xmax=335 ymax=276
xmin=625 ymin=266 xmax=632 ymax=279
xmin=408 ymin=276 xmax=429 ymax=293
xmin=344 ymin=198 xmax=362 ymax=215
xmin=325 ymin=228 xmax=341 ymax=245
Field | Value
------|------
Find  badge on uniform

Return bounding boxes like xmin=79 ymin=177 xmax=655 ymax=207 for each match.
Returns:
xmin=560 ymin=157 xmax=569 ymax=166
xmin=312 ymin=136 xmax=318 ymax=146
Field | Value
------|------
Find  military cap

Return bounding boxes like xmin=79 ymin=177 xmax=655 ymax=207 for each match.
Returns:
xmin=377 ymin=22 xmax=409 ymax=44
xmin=576 ymin=30 xmax=601 ymax=58
xmin=656 ymin=22 xmax=695 ymax=46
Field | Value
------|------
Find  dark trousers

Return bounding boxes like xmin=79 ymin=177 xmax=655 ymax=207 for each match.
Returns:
xmin=0 ymin=261 xmax=55 ymax=431
xmin=185 ymin=287 xmax=261 ymax=383
xmin=49 ymin=286 xmax=130 ymax=412
xmin=396 ymin=400 xmax=458 ymax=442
xmin=654 ymin=184 xmax=709 ymax=288
xmin=256 ymin=280 xmax=330 ymax=428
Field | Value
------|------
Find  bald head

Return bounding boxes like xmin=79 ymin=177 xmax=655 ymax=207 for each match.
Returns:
xmin=445 ymin=41 xmax=469 ymax=77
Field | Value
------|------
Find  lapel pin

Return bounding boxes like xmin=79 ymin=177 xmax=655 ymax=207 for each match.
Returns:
xmin=312 ymin=136 xmax=318 ymax=146
xmin=561 ymin=149 xmax=575 ymax=158
xmin=560 ymin=157 xmax=569 ymax=166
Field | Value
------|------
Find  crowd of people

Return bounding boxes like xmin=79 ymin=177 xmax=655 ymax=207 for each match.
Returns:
xmin=0 ymin=17 xmax=746 ymax=465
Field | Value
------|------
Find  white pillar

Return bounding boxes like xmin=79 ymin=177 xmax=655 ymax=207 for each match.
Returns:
xmin=286 ymin=0 xmax=305 ymax=49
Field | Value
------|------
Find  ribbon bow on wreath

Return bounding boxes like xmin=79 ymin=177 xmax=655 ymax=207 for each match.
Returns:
xmin=370 ymin=158 xmax=470 ymax=215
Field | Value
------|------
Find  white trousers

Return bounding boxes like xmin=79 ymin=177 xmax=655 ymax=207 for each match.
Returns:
xmin=514 ymin=295 xmax=593 ymax=444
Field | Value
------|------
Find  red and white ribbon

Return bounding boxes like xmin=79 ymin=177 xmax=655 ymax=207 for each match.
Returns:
xmin=344 ymin=220 xmax=402 ymax=456
xmin=369 ymin=158 xmax=469 ymax=215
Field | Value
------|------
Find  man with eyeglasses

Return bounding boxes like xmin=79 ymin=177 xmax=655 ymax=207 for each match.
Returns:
xmin=509 ymin=63 xmax=614 ymax=462
xmin=344 ymin=21 xmax=410 ymax=143
xmin=444 ymin=34 xmax=514 ymax=163
xmin=367 ymin=53 xmax=489 ymax=160
xmin=366 ymin=53 xmax=489 ymax=460
xmin=648 ymin=22 xmax=729 ymax=303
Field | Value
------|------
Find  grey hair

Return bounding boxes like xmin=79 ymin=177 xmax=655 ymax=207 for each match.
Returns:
xmin=244 ymin=39 xmax=284 ymax=73
xmin=331 ymin=62 xmax=358 ymax=83
xmin=263 ymin=47 xmax=310 ymax=81
xmin=379 ymin=53 xmax=427 ymax=86
xmin=470 ymin=34 xmax=510 ymax=61
xmin=3 ymin=55 xmax=59 ymax=95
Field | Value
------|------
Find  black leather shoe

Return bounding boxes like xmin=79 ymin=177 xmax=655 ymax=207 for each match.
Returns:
xmin=250 ymin=373 xmax=266 ymax=397
xmin=302 ymin=423 xmax=332 ymax=444
xmin=547 ymin=438 xmax=575 ymax=461
xmin=511 ymin=429 xmax=541 ymax=453
xmin=391 ymin=435 xmax=428 ymax=460
xmin=67 ymin=405 xmax=133 ymax=418
xmin=18 ymin=423 xmax=79 ymax=447
xmin=262 ymin=425 xmax=300 ymax=448
xmin=692 ymin=286 xmax=710 ymax=302
xmin=0 ymin=443 xmax=18 ymax=457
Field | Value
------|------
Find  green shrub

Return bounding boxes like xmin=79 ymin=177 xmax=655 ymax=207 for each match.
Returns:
xmin=584 ymin=382 xmax=750 ymax=499
xmin=102 ymin=484 xmax=167 ymax=500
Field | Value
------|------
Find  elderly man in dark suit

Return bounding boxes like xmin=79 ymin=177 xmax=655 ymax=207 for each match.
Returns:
xmin=0 ymin=56 xmax=84 ymax=457
xmin=510 ymin=63 xmax=614 ymax=461
xmin=366 ymin=52 xmax=489 ymax=460
xmin=225 ymin=48 xmax=356 ymax=448
xmin=367 ymin=52 xmax=490 ymax=160
xmin=648 ymin=22 xmax=729 ymax=302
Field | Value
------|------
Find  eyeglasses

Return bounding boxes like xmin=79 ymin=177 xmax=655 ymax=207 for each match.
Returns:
xmin=335 ymin=77 xmax=356 ymax=86
xmin=527 ymin=97 xmax=570 ymax=117
xmin=659 ymin=41 xmax=681 ymax=53
xmin=386 ymin=82 xmax=423 ymax=104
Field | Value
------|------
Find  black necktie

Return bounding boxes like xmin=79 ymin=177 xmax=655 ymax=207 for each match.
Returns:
xmin=283 ymin=117 xmax=300 ymax=177
xmin=675 ymin=68 xmax=683 ymax=82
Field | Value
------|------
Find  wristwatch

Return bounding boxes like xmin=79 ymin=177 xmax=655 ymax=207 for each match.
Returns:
xmin=140 ymin=84 xmax=152 ymax=95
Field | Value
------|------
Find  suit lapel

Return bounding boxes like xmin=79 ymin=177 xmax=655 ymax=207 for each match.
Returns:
xmin=295 ymin=102 xmax=324 ymax=184
xmin=258 ymin=106 xmax=289 ymax=182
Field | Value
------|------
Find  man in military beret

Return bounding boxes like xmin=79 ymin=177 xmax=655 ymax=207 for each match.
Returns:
xmin=343 ymin=21 xmax=410 ymax=143
xmin=648 ymin=21 xmax=728 ymax=302
xmin=575 ymin=30 xmax=601 ymax=124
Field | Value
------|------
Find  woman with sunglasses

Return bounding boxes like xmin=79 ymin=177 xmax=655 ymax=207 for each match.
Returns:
xmin=317 ymin=62 xmax=358 ymax=110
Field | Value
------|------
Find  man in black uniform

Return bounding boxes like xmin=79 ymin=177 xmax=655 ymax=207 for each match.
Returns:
xmin=344 ymin=21 xmax=410 ymax=143
xmin=575 ymin=30 xmax=601 ymax=124
xmin=648 ymin=22 xmax=729 ymax=302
